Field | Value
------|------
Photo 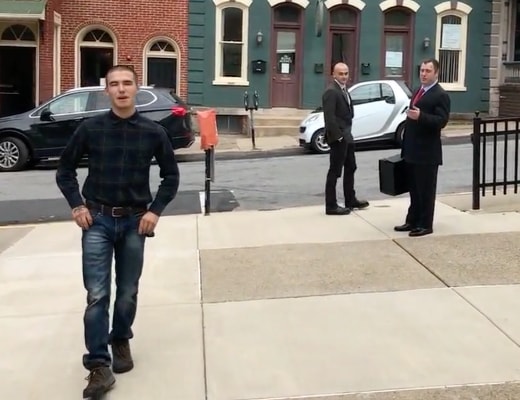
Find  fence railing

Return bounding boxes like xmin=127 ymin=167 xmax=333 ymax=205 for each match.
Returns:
xmin=472 ymin=112 xmax=520 ymax=209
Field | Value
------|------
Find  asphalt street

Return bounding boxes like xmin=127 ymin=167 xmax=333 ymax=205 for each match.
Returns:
xmin=0 ymin=140 xmax=491 ymax=225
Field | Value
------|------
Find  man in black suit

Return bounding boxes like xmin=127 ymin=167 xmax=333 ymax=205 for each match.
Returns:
xmin=395 ymin=58 xmax=450 ymax=237
xmin=322 ymin=62 xmax=369 ymax=215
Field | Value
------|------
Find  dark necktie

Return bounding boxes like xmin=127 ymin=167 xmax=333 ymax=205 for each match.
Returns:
xmin=412 ymin=87 xmax=425 ymax=106
xmin=342 ymin=87 xmax=350 ymax=106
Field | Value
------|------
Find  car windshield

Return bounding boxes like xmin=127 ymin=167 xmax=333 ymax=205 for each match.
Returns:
xmin=396 ymin=81 xmax=413 ymax=98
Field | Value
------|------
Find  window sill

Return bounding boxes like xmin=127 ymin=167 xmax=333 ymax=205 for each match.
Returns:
xmin=212 ymin=79 xmax=249 ymax=86
xmin=439 ymin=84 xmax=467 ymax=92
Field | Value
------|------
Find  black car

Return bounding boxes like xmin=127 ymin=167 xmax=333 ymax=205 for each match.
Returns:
xmin=0 ymin=86 xmax=194 ymax=172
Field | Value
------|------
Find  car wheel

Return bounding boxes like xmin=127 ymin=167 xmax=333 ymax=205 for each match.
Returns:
xmin=311 ymin=129 xmax=330 ymax=154
xmin=395 ymin=123 xmax=405 ymax=147
xmin=0 ymin=136 xmax=29 ymax=172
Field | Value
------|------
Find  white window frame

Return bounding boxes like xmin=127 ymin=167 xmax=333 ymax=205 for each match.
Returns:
xmin=434 ymin=2 xmax=472 ymax=91
xmin=142 ymin=37 xmax=181 ymax=92
xmin=212 ymin=0 xmax=252 ymax=86
xmin=74 ymin=25 xmax=117 ymax=87
xmin=53 ymin=12 xmax=62 ymax=96
xmin=0 ymin=22 xmax=39 ymax=105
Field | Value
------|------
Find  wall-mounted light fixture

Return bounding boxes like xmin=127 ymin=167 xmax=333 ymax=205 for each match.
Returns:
xmin=423 ymin=37 xmax=430 ymax=49
xmin=256 ymin=31 xmax=263 ymax=45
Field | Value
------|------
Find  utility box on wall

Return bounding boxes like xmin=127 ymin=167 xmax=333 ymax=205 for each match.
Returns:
xmin=251 ymin=60 xmax=266 ymax=74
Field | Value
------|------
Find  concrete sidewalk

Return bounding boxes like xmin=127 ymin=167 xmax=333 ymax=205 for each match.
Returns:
xmin=2 ymin=194 xmax=520 ymax=399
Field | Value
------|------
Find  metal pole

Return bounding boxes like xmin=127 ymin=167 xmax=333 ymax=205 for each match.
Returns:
xmin=472 ymin=111 xmax=481 ymax=210
xmin=204 ymin=147 xmax=212 ymax=215
xmin=250 ymin=108 xmax=256 ymax=149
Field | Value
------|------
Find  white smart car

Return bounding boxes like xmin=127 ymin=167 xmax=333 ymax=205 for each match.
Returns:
xmin=299 ymin=79 xmax=412 ymax=153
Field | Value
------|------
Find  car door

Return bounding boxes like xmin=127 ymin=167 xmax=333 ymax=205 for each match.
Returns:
xmin=31 ymin=91 xmax=92 ymax=155
xmin=349 ymin=82 xmax=395 ymax=140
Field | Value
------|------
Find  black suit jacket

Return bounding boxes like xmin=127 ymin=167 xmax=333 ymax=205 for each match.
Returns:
xmin=322 ymin=81 xmax=354 ymax=145
xmin=401 ymin=83 xmax=451 ymax=165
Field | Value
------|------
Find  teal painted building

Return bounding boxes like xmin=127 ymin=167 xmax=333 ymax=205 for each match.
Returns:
xmin=188 ymin=0 xmax=491 ymax=121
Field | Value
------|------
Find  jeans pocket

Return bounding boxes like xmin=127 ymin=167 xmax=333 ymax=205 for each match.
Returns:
xmin=88 ymin=210 xmax=102 ymax=221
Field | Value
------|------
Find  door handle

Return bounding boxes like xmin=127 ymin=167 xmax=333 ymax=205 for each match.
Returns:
xmin=73 ymin=117 xmax=85 ymax=121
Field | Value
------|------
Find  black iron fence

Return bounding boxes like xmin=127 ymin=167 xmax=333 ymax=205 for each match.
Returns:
xmin=472 ymin=112 xmax=520 ymax=209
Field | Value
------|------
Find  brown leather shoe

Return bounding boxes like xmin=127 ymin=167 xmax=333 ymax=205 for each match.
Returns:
xmin=394 ymin=223 xmax=414 ymax=232
xmin=111 ymin=339 xmax=134 ymax=373
xmin=83 ymin=366 xmax=115 ymax=399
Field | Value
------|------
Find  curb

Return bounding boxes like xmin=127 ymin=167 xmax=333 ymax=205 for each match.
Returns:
xmin=175 ymin=147 xmax=306 ymax=162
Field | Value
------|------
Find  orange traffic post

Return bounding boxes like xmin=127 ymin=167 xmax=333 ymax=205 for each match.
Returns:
xmin=197 ymin=109 xmax=219 ymax=151
xmin=196 ymin=109 xmax=218 ymax=215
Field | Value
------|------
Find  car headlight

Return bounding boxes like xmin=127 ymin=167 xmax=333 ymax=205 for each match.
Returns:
xmin=305 ymin=114 xmax=319 ymax=124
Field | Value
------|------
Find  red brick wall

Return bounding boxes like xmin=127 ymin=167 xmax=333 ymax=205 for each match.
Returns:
xmin=39 ymin=0 xmax=188 ymax=103
xmin=39 ymin=0 xmax=62 ymax=103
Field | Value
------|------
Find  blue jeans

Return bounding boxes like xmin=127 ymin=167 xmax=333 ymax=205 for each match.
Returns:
xmin=81 ymin=211 xmax=146 ymax=370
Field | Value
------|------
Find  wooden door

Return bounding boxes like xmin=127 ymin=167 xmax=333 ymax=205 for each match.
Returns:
xmin=147 ymin=57 xmax=177 ymax=90
xmin=271 ymin=29 xmax=300 ymax=107
xmin=383 ymin=32 xmax=410 ymax=83
xmin=329 ymin=30 xmax=357 ymax=80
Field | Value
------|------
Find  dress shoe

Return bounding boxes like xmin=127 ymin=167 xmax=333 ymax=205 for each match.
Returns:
xmin=408 ymin=228 xmax=433 ymax=237
xmin=326 ymin=206 xmax=351 ymax=215
xmin=347 ymin=199 xmax=369 ymax=209
xmin=394 ymin=223 xmax=414 ymax=232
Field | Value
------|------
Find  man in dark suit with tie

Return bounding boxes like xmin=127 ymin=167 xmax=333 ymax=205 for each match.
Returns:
xmin=394 ymin=58 xmax=450 ymax=237
xmin=322 ymin=62 xmax=369 ymax=215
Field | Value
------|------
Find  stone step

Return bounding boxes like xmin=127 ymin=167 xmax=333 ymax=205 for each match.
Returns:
xmin=251 ymin=116 xmax=306 ymax=127
xmin=250 ymin=125 xmax=301 ymax=137
xmin=253 ymin=107 xmax=314 ymax=117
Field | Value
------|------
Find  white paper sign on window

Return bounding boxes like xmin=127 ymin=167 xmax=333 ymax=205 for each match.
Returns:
xmin=385 ymin=51 xmax=403 ymax=68
xmin=441 ymin=24 xmax=461 ymax=49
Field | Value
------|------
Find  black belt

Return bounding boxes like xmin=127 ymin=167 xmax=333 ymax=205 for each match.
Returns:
xmin=86 ymin=201 xmax=146 ymax=218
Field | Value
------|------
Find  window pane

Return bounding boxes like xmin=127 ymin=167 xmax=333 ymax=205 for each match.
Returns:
xmin=223 ymin=7 xmax=243 ymax=41
xmin=83 ymin=29 xmax=113 ymax=43
xmin=439 ymin=49 xmax=460 ymax=83
xmin=276 ymin=31 xmax=296 ymax=74
xmin=384 ymin=35 xmax=404 ymax=77
xmin=1 ymin=24 xmax=35 ymax=41
xmin=350 ymin=83 xmax=380 ymax=104
xmin=222 ymin=43 xmax=242 ymax=77
xmin=49 ymin=93 xmax=90 ymax=114
xmin=274 ymin=5 xmax=300 ymax=23
xmin=384 ymin=10 xmax=410 ymax=26
xmin=441 ymin=15 xmax=461 ymax=25
xmin=136 ymin=90 xmax=156 ymax=106
xmin=440 ymin=15 xmax=462 ymax=50
xmin=381 ymin=83 xmax=394 ymax=99
xmin=150 ymin=41 xmax=175 ymax=53
xmin=330 ymin=8 xmax=357 ymax=25
xmin=88 ymin=91 xmax=111 ymax=110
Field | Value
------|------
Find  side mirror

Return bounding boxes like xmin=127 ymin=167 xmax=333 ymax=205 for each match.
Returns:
xmin=384 ymin=96 xmax=396 ymax=104
xmin=40 ymin=108 xmax=54 ymax=121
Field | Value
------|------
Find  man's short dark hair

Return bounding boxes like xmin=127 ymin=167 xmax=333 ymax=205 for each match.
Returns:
xmin=105 ymin=65 xmax=138 ymax=86
xmin=421 ymin=58 xmax=440 ymax=72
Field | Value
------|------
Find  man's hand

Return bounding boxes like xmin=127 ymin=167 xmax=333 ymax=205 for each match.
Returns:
xmin=138 ymin=211 xmax=159 ymax=235
xmin=407 ymin=106 xmax=421 ymax=120
xmin=72 ymin=205 xmax=92 ymax=230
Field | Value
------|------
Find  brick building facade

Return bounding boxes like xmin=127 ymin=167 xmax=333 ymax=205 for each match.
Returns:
xmin=0 ymin=0 xmax=188 ymax=117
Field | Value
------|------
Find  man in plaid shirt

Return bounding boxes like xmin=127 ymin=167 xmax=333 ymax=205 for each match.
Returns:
xmin=56 ymin=65 xmax=179 ymax=399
